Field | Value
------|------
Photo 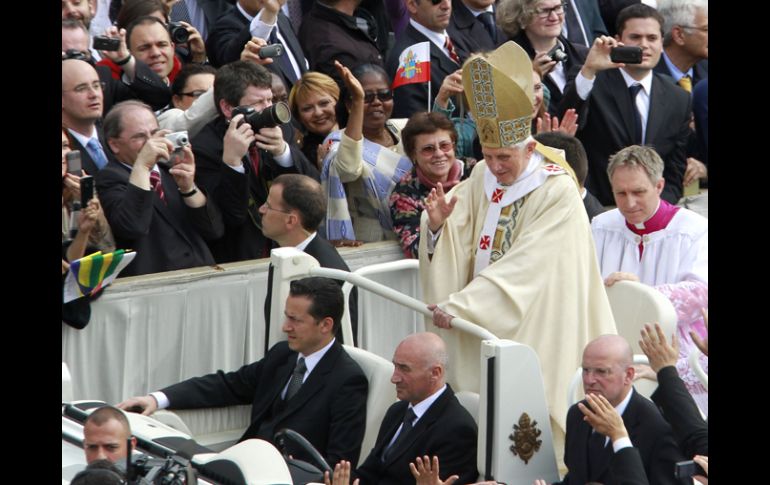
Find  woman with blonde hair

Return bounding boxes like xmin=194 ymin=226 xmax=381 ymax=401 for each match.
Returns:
xmin=289 ymin=71 xmax=341 ymax=169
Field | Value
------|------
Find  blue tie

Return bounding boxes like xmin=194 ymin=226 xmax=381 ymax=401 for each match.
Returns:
xmin=87 ymin=138 xmax=109 ymax=170
xmin=477 ymin=12 xmax=498 ymax=44
xmin=628 ymin=84 xmax=644 ymax=145
xmin=269 ymin=28 xmax=298 ymax=84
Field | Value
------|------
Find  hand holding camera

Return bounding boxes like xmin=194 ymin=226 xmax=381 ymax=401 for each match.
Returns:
xmin=232 ymin=102 xmax=292 ymax=156
xmin=533 ymin=50 xmax=558 ymax=77
xmin=223 ymin=114 xmax=256 ymax=166
xmin=170 ymin=21 xmax=207 ymax=63
xmin=581 ymin=35 xmax=624 ymax=79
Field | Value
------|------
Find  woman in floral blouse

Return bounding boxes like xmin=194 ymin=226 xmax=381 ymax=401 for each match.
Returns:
xmin=388 ymin=112 xmax=472 ymax=258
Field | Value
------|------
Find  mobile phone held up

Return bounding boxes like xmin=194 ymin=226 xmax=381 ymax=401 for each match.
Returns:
xmin=93 ymin=35 xmax=121 ymax=52
xmin=80 ymin=175 xmax=95 ymax=209
xmin=674 ymin=460 xmax=706 ymax=479
xmin=610 ymin=46 xmax=642 ymax=64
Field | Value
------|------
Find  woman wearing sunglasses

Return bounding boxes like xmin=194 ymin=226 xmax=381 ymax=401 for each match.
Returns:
xmin=319 ymin=61 xmax=412 ymax=244
xmin=388 ymin=112 xmax=472 ymax=258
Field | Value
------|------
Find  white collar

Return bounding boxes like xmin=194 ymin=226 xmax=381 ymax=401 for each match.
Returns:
xmin=68 ymin=127 xmax=99 ymax=148
xmin=409 ymin=18 xmax=446 ymax=49
xmin=619 ymin=68 xmax=653 ymax=94
xmin=295 ymin=232 xmax=317 ymax=252
xmin=299 ymin=337 xmax=336 ymax=375
xmin=661 ymin=51 xmax=693 ymax=83
xmin=408 ymin=384 xmax=447 ymax=422
xmin=615 ymin=386 xmax=634 ymax=417
xmin=463 ymin=3 xmax=494 ymax=16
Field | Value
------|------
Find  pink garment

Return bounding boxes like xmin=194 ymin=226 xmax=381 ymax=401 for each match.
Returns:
xmin=626 ymin=199 xmax=680 ymax=258
xmin=655 ymin=280 xmax=708 ymax=416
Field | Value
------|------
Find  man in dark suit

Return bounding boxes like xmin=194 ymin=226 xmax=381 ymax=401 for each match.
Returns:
xmin=192 ymin=60 xmax=318 ymax=263
xmin=548 ymin=335 xmax=685 ymax=485
xmin=563 ymin=0 xmax=608 ymax=47
xmin=298 ymin=0 xmax=384 ymax=89
xmin=97 ymin=100 xmax=224 ymax=277
xmin=449 ymin=0 xmax=504 ymax=56
xmin=206 ymin=0 xmax=308 ymax=92
xmin=640 ymin=323 xmax=708 ymax=460
xmin=169 ymin=0 xmax=234 ymax=42
xmin=386 ymin=0 xmax=468 ymax=118
xmin=559 ymin=4 xmax=691 ymax=205
xmin=352 ymin=332 xmax=478 ymax=484
xmin=118 ymin=277 xmax=368 ymax=469
xmin=260 ymin=174 xmax=359 ymax=346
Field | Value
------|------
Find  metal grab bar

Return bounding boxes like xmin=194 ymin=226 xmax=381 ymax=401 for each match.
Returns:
xmin=310 ymin=267 xmax=499 ymax=342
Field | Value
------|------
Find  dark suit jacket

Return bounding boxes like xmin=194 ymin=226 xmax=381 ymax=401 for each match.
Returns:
xmin=509 ymin=32 xmax=588 ymax=116
xmin=597 ymin=0 xmax=639 ymax=37
xmin=192 ymin=117 xmax=318 ymax=263
xmin=95 ymin=161 xmax=224 ymax=277
xmin=298 ymin=2 xmax=384 ymax=87
xmin=70 ymin=127 xmax=108 ymax=176
xmin=97 ymin=60 xmax=171 ymax=114
xmin=161 ymin=340 xmax=368 ymax=468
xmin=557 ymin=389 xmax=686 ymax=485
xmin=206 ymin=7 xmax=308 ymax=89
xmin=559 ymin=68 xmax=691 ymax=205
xmin=198 ymin=0 xmax=234 ymax=34
xmin=572 ymin=0 xmax=608 ymax=44
xmin=651 ymin=366 xmax=708 ymax=459
xmin=263 ymin=235 xmax=359 ymax=347
xmin=610 ymin=447 xmax=649 ymax=485
xmin=355 ymin=385 xmax=478 ymax=485
xmin=386 ymin=23 xmax=467 ymax=119
xmin=653 ymin=57 xmax=708 ymax=88
xmin=583 ymin=189 xmax=607 ymax=221
xmin=449 ymin=0 xmax=504 ymax=56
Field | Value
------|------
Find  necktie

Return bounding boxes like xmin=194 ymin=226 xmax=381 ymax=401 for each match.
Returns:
xmin=477 ymin=12 xmax=498 ymax=44
xmin=248 ymin=143 xmax=261 ymax=179
xmin=269 ymin=28 xmax=298 ymax=84
xmin=587 ymin=431 xmax=608 ymax=480
xmin=86 ymin=138 xmax=109 ymax=170
xmin=628 ymin=84 xmax=644 ymax=145
xmin=444 ymin=36 xmax=461 ymax=65
xmin=563 ymin=0 xmax=588 ymax=47
xmin=286 ymin=0 xmax=303 ymax=34
xmin=170 ymin=0 xmax=192 ymax=24
xmin=382 ymin=407 xmax=416 ymax=462
xmin=678 ymin=75 xmax=692 ymax=93
xmin=285 ymin=357 xmax=307 ymax=401
xmin=149 ymin=170 xmax=166 ymax=202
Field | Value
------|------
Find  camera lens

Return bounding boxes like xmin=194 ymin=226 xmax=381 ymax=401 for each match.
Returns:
xmin=168 ymin=22 xmax=189 ymax=44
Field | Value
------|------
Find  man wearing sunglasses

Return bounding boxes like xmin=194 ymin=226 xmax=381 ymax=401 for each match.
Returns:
xmin=158 ymin=63 xmax=218 ymax=138
xmin=386 ymin=0 xmax=469 ymax=118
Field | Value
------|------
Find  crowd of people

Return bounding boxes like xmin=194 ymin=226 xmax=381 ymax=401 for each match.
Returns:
xmin=63 ymin=0 xmax=708 ymax=483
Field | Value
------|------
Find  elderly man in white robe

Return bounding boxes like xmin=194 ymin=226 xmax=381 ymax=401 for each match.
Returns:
xmin=591 ymin=144 xmax=708 ymax=414
xmin=418 ymin=41 xmax=616 ymax=460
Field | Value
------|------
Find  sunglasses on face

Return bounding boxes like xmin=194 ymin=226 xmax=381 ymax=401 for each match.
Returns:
xmin=419 ymin=140 xmax=454 ymax=156
xmin=429 ymin=0 xmax=443 ymax=4
xmin=363 ymin=89 xmax=393 ymax=104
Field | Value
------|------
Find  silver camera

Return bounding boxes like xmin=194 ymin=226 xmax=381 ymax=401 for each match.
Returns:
xmin=165 ymin=131 xmax=190 ymax=150
xmin=546 ymin=45 xmax=567 ymax=63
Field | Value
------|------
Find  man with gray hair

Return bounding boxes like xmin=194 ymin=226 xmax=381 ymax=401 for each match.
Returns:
xmin=351 ymin=332 xmax=478 ymax=483
xmin=590 ymin=144 xmax=707 ymax=288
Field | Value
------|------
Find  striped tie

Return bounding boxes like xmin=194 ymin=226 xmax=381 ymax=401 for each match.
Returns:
xmin=444 ymin=36 xmax=461 ymax=65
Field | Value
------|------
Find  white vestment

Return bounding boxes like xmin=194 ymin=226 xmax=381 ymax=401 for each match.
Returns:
xmin=419 ymin=154 xmax=616 ymax=438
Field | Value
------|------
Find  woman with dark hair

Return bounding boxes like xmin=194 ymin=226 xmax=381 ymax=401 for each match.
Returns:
xmin=389 ymin=112 xmax=472 ymax=258
xmin=319 ymin=61 xmax=412 ymax=244
xmin=289 ymin=71 xmax=341 ymax=170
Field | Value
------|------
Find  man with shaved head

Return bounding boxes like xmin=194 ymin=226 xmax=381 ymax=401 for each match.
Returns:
xmin=550 ymin=334 xmax=685 ymax=485
xmin=350 ymin=332 xmax=478 ymax=484
xmin=83 ymin=406 xmax=136 ymax=464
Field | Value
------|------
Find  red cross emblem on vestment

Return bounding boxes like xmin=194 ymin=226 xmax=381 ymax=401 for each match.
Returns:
xmin=479 ymin=235 xmax=491 ymax=250
xmin=491 ymin=188 xmax=505 ymax=203
xmin=543 ymin=164 xmax=563 ymax=173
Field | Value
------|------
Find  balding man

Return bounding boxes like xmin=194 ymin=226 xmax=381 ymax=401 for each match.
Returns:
xmin=551 ymin=335 xmax=685 ymax=485
xmin=83 ymin=406 xmax=136 ymax=464
xmin=353 ymin=332 xmax=478 ymax=484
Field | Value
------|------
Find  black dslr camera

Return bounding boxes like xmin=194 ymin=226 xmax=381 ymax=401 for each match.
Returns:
xmin=232 ymin=101 xmax=292 ymax=131
xmin=127 ymin=454 xmax=195 ymax=485
xmin=168 ymin=21 xmax=190 ymax=44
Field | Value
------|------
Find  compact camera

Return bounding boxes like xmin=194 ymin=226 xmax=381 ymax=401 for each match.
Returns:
xmin=546 ymin=44 xmax=567 ymax=63
xmin=232 ymin=102 xmax=292 ymax=131
xmin=93 ymin=35 xmax=121 ymax=51
xmin=165 ymin=131 xmax=190 ymax=150
xmin=259 ymin=44 xmax=284 ymax=59
xmin=610 ymin=46 xmax=643 ymax=64
xmin=168 ymin=21 xmax=190 ymax=44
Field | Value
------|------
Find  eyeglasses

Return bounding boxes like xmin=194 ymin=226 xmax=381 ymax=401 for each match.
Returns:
xmin=419 ymin=140 xmax=454 ymax=157
xmin=64 ymin=81 xmax=106 ymax=95
xmin=534 ymin=2 xmax=567 ymax=18
xmin=429 ymin=0 xmax=445 ymax=5
xmin=680 ymin=24 xmax=708 ymax=33
xmin=179 ymin=89 xmax=207 ymax=98
xmin=263 ymin=200 xmax=292 ymax=214
xmin=363 ymin=89 xmax=393 ymax=104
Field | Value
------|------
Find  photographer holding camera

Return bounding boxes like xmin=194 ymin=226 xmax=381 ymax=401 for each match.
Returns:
xmin=192 ymin=60 xmax=319 ymax=264
xmin=96 ymin=100 xmax=224 ymax=277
